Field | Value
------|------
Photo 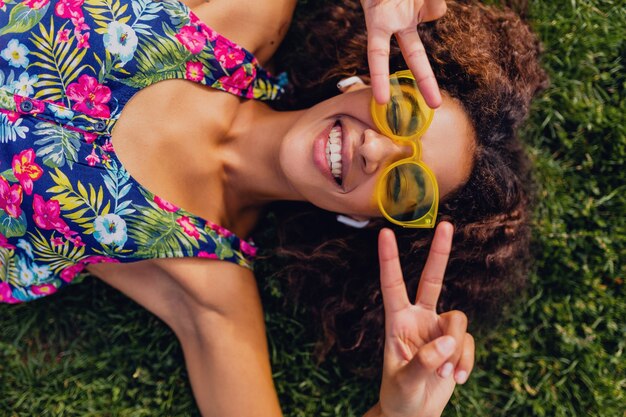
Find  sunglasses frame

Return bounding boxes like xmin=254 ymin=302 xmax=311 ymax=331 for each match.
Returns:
xmin=370 ymin=70 xmax=439 ymax=228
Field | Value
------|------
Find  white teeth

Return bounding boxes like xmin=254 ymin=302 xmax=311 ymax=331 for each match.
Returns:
xmin=325 ymin=124 xmax=343 ymax=182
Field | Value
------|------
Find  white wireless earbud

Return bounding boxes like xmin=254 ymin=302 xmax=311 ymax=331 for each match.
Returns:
xmin=336 ymin=76 xmax=365 ymax=92
xmin=336 ymin=215 xmax=370 ymax=229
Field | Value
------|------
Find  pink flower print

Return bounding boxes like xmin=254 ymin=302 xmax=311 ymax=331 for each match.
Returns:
xmin=198 ymin=251 xmax=218 ymax=259
xmin=188 ymin=11 xmax=216 ymax=40
xmin=214 ymin=41 xmax=245 ymax=69
xmin=2 ymin=110 xmax=21 ymax=123
xmin=60 ymin=263 xmax=85 ymax=282
xmin=0 ymin=177 xmax=23 ymax=218
xmin=51 ymin=237 xmax=64 ymax=246
xmin=239 ymin=240 xmax=257 ymax=257
xmin=175 ymin=25 xmax=206 ymax=54
xmin=101 ymin=154 xmax=111 ymax=164
xmin=185 ymin=61 xmax=204 ymax=82
xmin=22 ymin=0 xmax=50 ymax=9
xmin=0 ymin=233 xmax=16 ymax=249
xmin=101 ymin=140 xmax=114 ymax=152
xmin=85 ymin=149 xmax=100 ymax=166
xmin=197 ymin=22 xmax=218 ymax=42
xmin=75 ymin=30 xmax=90 ymax=49
xmin=83 ymin=255 xmax=119 ymax=265
xmin=154 ymin=195 xmax=179 ymax=212
xmin=70 ymin=236 xmax=85 ymax=247
xmin=32 ymin=194 xmax=65 ymax=231
xmin=60 ymin=225 xmax=77 ymax=240
xmin=66 ymin=75 xmax=111 ymax=118
xmin=177 ymin=216 xmax=200 ymax=239
xmin=31 ymin=283 xmax=57 ymax=296
xmin=12 ymin=149 xmax=43 ymax=195
xmin=218 ymin=65 xmax=256 ymax=93
xmin=71 ymin=15 xmax=89 ymax=32
xmin=57 ymin=29 xmax=71 ymax=43
xmin=0 ymin=282 xmax=19 ymax=304
xmin=54 ymin=0 xmax=83 ymax=19
xmin=83 ymin=132 xmax=97 ymax=144
xmin=189 ymin=11 xmax=200 ymax=25
xmin=0 ymin=0 xmax=5 ymax=8
xmin=207 ymin=221 xmax=233 ymax=238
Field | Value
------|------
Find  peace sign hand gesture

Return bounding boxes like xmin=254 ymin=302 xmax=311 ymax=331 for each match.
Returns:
xmin=374 ymin=222 xmax=475 ymax=417
xmin=361 ymin=0 xmax=447 ymax=107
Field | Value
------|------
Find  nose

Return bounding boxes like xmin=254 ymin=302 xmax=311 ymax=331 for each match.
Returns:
xmin=358 ymin=129 xmax=414 ymax=175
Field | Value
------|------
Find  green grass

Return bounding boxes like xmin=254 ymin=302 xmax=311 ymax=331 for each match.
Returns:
xmin=1 ymin=0 xmax=624 ymax=416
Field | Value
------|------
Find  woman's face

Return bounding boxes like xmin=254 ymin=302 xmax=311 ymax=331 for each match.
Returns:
xmin=279 ymin=86 xmax=475 ymax=219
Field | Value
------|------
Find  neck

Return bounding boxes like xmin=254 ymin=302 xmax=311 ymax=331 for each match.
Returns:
xmin=221 ymin=100 xmax=305 ymax=216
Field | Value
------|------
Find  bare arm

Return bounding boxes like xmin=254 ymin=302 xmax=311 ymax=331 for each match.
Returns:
xmin=91 ymin=259 xmax=282 ymax=417
xmin=173 ymin=263 xmax=283 ymax=417
xmin=92 ymin=224 xmax=474 ymax=417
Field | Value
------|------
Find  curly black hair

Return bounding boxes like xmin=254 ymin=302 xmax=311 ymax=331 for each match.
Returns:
xmin=255 ymin=0 xmax=548 ymax=374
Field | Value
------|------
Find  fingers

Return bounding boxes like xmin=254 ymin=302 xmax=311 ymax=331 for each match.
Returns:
xmin=420 ymin=0 xmax=448 ymax=22
xmin=401 ymin=331 xmax=475 ymax=384
xmin=395 ymin=28 xmax=442 ymax=108
xmin=401 ymin=334 xmax=456 ymax=378
xmin=455 ymin=333 xmax=475 ymax=384
xmin=414 ymin=221 xmax=453 ymax=310
xmin=367 ymin=27 xmax=392 ymax=104
xmin=378 ymin=228 xmax=410 ymax=314
xmin=437 ymin=310 xmax=467 ymax=378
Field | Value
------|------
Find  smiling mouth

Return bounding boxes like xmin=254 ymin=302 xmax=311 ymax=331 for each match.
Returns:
xmin=325 ymin=120 xmax=343 ymax=185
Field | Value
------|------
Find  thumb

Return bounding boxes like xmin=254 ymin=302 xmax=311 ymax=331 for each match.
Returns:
xmin=400 ymin=335 xmax=456 ymax=379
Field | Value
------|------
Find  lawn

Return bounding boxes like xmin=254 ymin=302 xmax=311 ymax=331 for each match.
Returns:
xmin=0 ymin=0 xmax=624 ymax=416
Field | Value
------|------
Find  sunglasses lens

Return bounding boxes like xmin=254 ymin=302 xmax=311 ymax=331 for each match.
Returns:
xmin=380 ymin=163 xmax=437 ymax=223
xmin=371 ymin=76 xmax=433 ymax=140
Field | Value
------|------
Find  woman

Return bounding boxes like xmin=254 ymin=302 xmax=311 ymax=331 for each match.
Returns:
xmin=0 ymin=0 xmax=546 ymax=415
xmin=264 ymin=0 xmax=548 ymax=376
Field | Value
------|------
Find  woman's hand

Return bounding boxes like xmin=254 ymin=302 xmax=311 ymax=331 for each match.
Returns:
xmin=376 ymin=222 xmax=474 ymax=417
xmin=360 ymin=0 xmax=447 ymax=107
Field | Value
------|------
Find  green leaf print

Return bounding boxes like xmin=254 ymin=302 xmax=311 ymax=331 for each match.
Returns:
xmin=214 ymin=242 xmax=234 ymax=260
xmin=29 ymin=230 xmax=86 ymax=273
xmin=47 ymin=168 xmax=111 ymax=234
xmin=0 ymin=3 xmax=50 ymax=36
xmin=84 ymin=0 xmax=131 ymax=34
xmin=0 ymin=211 xmax=27 ymax=239
xmin=122 ymin=24 xmax=191 ymax=88
xmin=29 ymin=18 xmax=92 ymax=104
xmin=0 ymin=248 xmax=19 ymax=285
xmin=253 ymin=77 xmax=282 ymax=101
xmin=126 ymin=192 xmax=206 ymax=258
xmin=101 ymin=160 xmax=135 ymax=216
xmin=33 ymin=122 xmax=81 ymax=169
xmin=0 ymin=169 xmax=18 ymax=183
xmin=0 ymin=88 xmax=16 ymax=111
xmin=160 ymin=0 xmax=189 ymax=27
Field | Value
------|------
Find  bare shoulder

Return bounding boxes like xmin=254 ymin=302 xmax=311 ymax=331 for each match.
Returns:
xmin=89 ymin=258 xmax=258 ymax=331
xmin=155 ymin=257 xmax=258 ymax=315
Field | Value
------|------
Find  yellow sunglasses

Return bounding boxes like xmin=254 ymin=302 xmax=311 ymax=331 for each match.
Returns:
xmin=370 ymin=70 xmax=438 ymax=228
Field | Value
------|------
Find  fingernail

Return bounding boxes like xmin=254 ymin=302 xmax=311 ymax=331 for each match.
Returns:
xmin=337 ymin=76 xmax=365 ymax=91
xmin=455 ymin=370 xmax=468 ymax=384
xmin=435 ymin=336 xmax=455 ymax=356
xmin=440 ymin=362 xmax=454 ymax=378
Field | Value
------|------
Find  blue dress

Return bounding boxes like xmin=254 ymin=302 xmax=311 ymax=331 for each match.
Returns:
xmin=0 ymin=0 xmax=286 ymax=303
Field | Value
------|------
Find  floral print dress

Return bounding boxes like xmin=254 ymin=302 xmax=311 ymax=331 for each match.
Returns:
xmin=0 ymin=0 xmax=286 ymax=303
